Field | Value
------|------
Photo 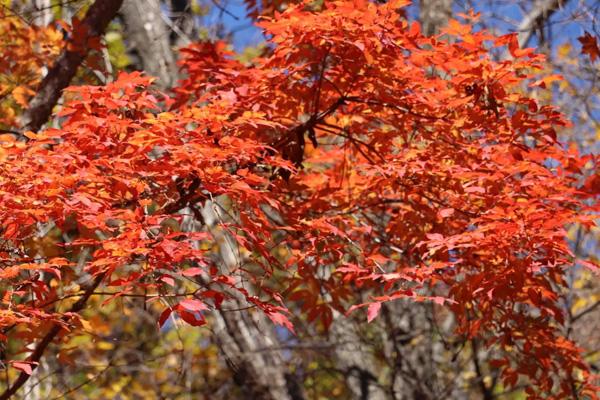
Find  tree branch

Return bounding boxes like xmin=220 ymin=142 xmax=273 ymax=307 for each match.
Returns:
xmin=0 ymin=274 xmax=104 ymax=400
xmin=0 ymin=165 xmax=214 ymax=399
xmin=21 ymin=0 xmax=124 ymax=133
xmin=516 ymin=0 xmax=566 ymax=48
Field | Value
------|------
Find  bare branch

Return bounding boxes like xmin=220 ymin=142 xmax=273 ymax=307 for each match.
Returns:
xmin=517 ymin=0 xmax=567 ymax=48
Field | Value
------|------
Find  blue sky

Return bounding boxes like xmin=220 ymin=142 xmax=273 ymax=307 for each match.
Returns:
xmin=201 ymin=0 xmax=598 ymax=53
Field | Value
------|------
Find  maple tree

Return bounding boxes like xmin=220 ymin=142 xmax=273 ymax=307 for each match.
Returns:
xmin=0 ymin=0 xmax=599 ymax=398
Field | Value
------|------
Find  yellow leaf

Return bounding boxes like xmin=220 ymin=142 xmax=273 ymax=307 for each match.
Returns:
xmin=557 ymin=43 xmax=571 ymax=58
xmin=80 ymin=318 xmax=93 ymax=332
xmin=97 ymin=341 xmax=115 ymax=351
xmin=12 ymin=86 xmax=34 ymax=107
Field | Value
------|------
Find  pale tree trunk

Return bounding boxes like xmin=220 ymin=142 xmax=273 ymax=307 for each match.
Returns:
xmin=122 ymin=0 xmax=178 ymax=89
xmin=32 ymin=0 xmax=52 ymax=26
xmin=517 ymin=0 xmax=565 ymax=48
xmin=419 ymin=0 xmax=453 ymax=36
xmin=21 ymin=351 xmax=41 ymax=400
xmin=181 ymin=201 xmax=305 ymax=400
xmin=330 ymin=311 xmax=388 ymax=400
xmin=212 ymin=306 xmax=299 ymax=400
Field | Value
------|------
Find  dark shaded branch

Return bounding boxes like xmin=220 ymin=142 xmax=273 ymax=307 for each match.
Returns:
xmin=0 ymin=170 xmax=200 ymax=399
xmin=0 ymin=274 xmax=104 ymax=400
xmin=21 ymin=0 xmax=124 ymax=133
xmin=48 ymin=362 xmax=112 ymax=400
xmin=572 ymin=300 xmax=600 ymax=323
xmin=470 ymin=339 xmax=493 ymax=400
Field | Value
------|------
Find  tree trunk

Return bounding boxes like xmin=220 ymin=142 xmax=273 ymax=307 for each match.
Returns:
xmin=183 ymin=202 xmax=305 ymax=400
xmin=32 ymin=0 xmax=52 ymax=26
xmin=419 ymin=0 xmax=453 ymax=36
xmin=122 ymin=0 xmax=178 ymax=89
xmin=330 ymin=312 xmax=388 ymax=400
xmin=516 ymin=0 xmax=565 ymax=48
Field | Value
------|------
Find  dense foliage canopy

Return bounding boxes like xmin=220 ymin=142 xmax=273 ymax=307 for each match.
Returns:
xmin=0 ymin=0 xmax=599 ymax=398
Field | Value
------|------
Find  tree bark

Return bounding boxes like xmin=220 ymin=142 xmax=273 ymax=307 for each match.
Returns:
xmin=32 ymin=0 xmax=53 ymax=26
xmin=330 ymin=312 xmax=388 ymax=400
xmin=419 ymin=0 xmax=453 ymax=36
xmin=121 ymin=0 xmax=178 ymax=89
xmin=192 ymin=202 xmax=305 ymax=400
xmin=21 ymin=0 xmax=125 ymax=133
xmin=516 ymin=0 xmax=565 ymax=47
xmin=213 ymin=308 xmax=299 ymax=399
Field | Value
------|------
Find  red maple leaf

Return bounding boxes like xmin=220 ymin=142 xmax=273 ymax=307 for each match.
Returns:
xmin=578 ymin=32 xmax=600 ymax=62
